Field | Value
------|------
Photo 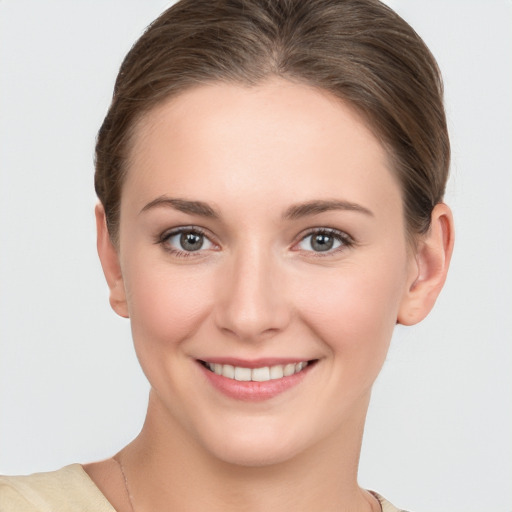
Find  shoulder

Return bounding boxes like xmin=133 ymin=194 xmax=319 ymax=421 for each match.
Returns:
xmin=371 ymin=491 xmax=411 ymax=512
xmin=0 ymin=464 xmax=115 ymax=512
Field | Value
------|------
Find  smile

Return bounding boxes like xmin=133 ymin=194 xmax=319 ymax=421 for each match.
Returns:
xmin=198 ymin=359 xmax=317 ymax=401
xmin=201 ymin=361 xmax=309 ymax=382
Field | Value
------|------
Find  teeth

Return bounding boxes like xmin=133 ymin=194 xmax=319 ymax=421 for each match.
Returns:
xmin=269 ymin=365 xmax=284 ymax=379
xmin=251 ymin=366 xmax=270 ymax=382
xmin=222 ymin=364 xmax=235 ymax=379
xmin=283 ymin=363 xmax=296 ymax=377
xmin=204 ymin=361 xmax=309 ymax=382
xmin=234 ymin=367 xmax=252 ymax=381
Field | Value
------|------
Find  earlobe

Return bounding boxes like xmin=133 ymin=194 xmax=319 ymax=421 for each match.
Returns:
xmin=95 ymin=203 xmax=129 ymax=318
xmin=397 ymin=203 xmax=454 ymax=326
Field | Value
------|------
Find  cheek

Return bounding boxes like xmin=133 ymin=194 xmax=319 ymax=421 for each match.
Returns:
xmin=123 ymin=256 xmax=215 ymax=349
xmin=292 ymin=256 xmax=407 ymax=370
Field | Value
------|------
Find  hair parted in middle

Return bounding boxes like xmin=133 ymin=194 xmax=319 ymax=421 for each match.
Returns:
xmin=95 ymin=0 xmax=449 ymax=245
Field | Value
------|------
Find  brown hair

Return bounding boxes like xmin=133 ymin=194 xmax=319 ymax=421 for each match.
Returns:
xmin=95 ymin=0 xmax=449 ymax=244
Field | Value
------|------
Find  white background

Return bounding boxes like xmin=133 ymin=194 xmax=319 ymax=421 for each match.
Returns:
xmin=0 ymin=1 xmax=511 ymax=511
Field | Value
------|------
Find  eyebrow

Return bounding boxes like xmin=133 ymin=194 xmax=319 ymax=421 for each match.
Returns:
xmin=282 ymin=199 xmax=374 ymax=220
xmin=140 ymin=197 xmax=220 ymax=218
xmin=140 ymin=196 xmax=373 ymax=219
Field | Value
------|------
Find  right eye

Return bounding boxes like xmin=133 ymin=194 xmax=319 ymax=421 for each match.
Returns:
xmin=159 ymin=227 xmax=215 ymax=257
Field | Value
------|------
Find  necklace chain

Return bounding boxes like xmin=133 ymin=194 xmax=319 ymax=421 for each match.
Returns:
xmin=114 ymin=456 xmax=136 ymax=512
xmin=113 ymin=456 xmax=382 ymax=512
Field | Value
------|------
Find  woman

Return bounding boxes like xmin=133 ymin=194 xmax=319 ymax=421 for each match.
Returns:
xmin=0 ymin=0 xmax=454 ymax=510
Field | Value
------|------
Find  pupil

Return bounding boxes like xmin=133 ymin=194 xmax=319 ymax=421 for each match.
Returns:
xmin=312 ymin=234 xmax=333 ymax=252
xmin=180 ymin=232 xmax=203 ymax=251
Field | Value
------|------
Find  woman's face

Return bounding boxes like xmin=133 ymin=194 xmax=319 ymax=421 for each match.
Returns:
xmin=113 ymin=79 xmax=418 ymax=465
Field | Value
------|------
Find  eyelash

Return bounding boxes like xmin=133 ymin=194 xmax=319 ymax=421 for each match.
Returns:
xmin=156 ymin=226 xmax=354 ymax=258
xmin=296 ymin=228 xmax=354 ymax=257
xmin=156 ymin=226 xmax=214 ymax=258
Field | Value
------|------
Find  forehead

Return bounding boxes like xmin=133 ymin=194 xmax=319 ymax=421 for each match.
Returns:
xmin=124 ymin=79 xmax=401 ymax=218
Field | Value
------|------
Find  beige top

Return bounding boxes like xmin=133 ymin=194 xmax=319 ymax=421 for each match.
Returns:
xmin=0 ymin=464 xmax=405 ymax=512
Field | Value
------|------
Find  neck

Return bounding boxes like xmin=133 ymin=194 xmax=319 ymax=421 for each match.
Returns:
xmin=118 ymin=391 xmax=377 ymax=512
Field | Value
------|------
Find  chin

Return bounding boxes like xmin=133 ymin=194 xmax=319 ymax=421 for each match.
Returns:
xmin=192 ymin=415 xmax=318 ymax=468
xmin=208 ymin=435 xmax=303 ymax=468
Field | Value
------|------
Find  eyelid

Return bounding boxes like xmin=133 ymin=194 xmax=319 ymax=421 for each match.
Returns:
xmin=292 ymin=227 xmax=354 ymax=256
xmin=156 ymin=225 xmax=219 ymax=257
xmin=155 ymin=225 xmax=354 ymax=258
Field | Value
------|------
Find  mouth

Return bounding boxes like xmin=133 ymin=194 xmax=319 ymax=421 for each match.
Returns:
xmin=199 ymin=360 xmax=313 ymax=382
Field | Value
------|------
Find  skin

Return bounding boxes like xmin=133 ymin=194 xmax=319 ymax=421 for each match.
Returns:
xmin=86 ymin=79 xmax=454 ymax=512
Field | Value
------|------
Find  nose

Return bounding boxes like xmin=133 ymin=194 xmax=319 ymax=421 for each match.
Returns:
xmin=214 ymin=243 xmax=291 ymax=342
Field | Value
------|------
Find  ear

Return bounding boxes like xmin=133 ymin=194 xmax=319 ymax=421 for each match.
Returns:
xmin=95 ymin=203 xmax=129 ymax=318
xmin=398 ymin=203 xmax=454 ymax=326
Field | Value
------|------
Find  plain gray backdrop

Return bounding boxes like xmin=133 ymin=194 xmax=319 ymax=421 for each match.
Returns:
xmin=1 ymin=1 xmax=511 ymax=511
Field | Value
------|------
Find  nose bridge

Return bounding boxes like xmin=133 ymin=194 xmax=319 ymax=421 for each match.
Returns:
xmin=215 ymin=239 xmax=289 ymax=341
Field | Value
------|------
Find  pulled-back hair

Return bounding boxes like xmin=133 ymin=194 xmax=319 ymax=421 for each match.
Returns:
xmin=95 ymin=0 xmax=449 ymax=244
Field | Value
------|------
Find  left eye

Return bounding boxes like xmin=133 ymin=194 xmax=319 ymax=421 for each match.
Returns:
xmin=163 ymin=229 xmax=214 ymax=253
xmin=297 ymin=230 xmax=347 ymax=253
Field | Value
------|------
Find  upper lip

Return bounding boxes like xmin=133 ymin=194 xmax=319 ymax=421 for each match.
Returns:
xmin=197 ymin=357 xmax=316 ymax=368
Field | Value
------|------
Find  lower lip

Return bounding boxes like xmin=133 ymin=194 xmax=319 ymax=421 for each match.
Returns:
xmin=198 ymin=361 xmax=314 ymax=402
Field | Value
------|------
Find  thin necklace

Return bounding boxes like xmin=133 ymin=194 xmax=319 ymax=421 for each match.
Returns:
xmin=114 ymin=456 xmax=136 ymax=512
xmin=113 ymin=456 xmax=382 ymax=512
